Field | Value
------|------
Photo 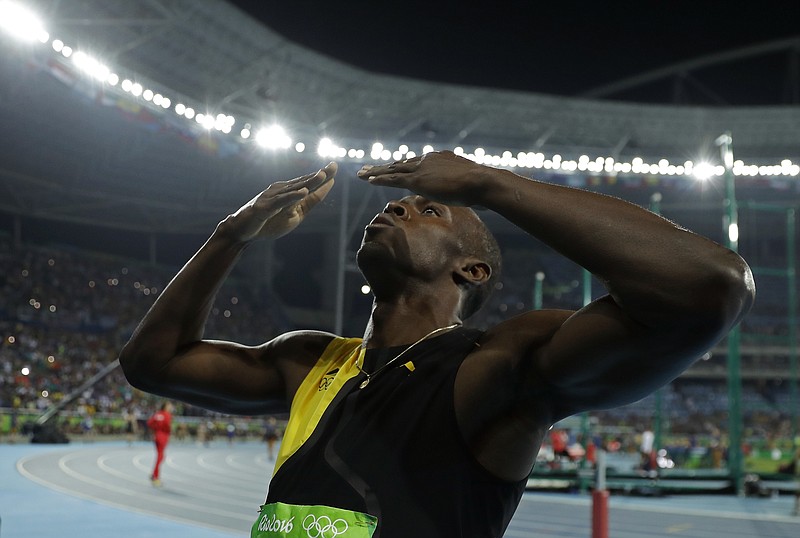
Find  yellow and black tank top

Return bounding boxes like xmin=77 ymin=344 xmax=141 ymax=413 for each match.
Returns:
xmin=266 ymin=327 xmax=527 ymax=538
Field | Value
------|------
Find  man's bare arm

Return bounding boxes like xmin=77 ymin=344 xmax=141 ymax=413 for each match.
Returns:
xmin=359 ymin=152 xmax=754 ymax=421
xmin=119 ymin=164 xmax=337 ymax=414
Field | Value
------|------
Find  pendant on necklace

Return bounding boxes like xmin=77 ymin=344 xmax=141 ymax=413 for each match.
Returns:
xmin=359 ymin=378 xmax=370 ymax=389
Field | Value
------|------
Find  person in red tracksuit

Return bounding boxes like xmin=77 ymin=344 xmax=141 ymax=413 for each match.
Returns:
xmin=147 ymin=402 xmax=173 ymax=486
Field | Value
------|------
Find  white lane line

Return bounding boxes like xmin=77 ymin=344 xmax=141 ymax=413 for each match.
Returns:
xmin=16 ymin=451 xmax=244 ymax=534
xmin=520 ymin=493 xmax=800 ymax=524
xmin=133 ymin=449 xmax=266 ymax=501
xmin=56 ymin=451 xmax=255 ymax=522
xmin=99 ymin=451 xmax=260 ymax=507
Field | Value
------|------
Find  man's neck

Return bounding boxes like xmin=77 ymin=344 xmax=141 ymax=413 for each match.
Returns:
xmin=362 ymin=297 xmax=461 ymax=349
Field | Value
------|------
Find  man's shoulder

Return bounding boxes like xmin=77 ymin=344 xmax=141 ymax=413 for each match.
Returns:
xmin=477 ymin=308 xmax=574 ymax=353
xmin=262 ymin=330 xmax=339 ymax=354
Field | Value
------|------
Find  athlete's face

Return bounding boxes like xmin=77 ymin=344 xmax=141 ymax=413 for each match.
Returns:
xmin=357 ymin=196 xmax=476 ymax=282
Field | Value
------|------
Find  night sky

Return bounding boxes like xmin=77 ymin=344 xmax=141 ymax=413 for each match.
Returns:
xmin=229 ymin=0 xmax=799 ymax=105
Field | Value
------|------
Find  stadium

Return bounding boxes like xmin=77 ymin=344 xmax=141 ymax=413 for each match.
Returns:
xmin=1 ymin=1 xmax=799 ymax=537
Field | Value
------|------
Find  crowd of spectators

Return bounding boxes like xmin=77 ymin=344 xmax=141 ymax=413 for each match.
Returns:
xmin=0 ymin=236 xmax=286 ymax=426
xmin=1 ymin=233 xmax=797 ymax=453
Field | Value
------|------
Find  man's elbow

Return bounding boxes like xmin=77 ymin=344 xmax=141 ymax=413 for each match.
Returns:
xmin=118 ymin=343 xmax=155 ymax=392
xmin=705 ymin=254 xmax=755 ymax=331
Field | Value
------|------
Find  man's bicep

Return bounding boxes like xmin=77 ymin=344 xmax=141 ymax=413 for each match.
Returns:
xmin=145 ymin=339 xmax=285 ymax=412
xmin=532 ymin=296 xmax=712 ymax=421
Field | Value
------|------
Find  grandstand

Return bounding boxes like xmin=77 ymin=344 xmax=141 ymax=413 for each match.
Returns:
xmin=1 ymin=1 xmax=799 ymax=536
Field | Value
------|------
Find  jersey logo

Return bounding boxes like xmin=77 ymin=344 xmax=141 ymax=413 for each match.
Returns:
xmin=318 ymin=368 xmax=339 ymax=391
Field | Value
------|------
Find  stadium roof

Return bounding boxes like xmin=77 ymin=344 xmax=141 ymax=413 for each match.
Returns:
xmin=1 ymin=0 xmax=799 ymax=237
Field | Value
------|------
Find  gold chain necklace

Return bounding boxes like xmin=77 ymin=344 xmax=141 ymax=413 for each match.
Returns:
xmin=356 ymin=323 xmax=461 ymax=389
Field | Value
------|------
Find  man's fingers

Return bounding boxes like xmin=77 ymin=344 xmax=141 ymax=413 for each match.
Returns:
xmin=357 ymin=158 xmax=419 ymax=178
xmin=271 ymin=162 xmax=337 ymax=193
xmin=298 ymin=178 xmax=335 ymax=214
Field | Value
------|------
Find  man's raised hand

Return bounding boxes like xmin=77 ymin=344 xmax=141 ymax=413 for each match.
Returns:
xmin=356 ymin=151 xmax=486 ymax=206
xmin=218 ymin=162 xmax=337 ymax=243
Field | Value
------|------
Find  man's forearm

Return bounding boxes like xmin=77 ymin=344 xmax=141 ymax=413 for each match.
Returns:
xmin=477 ymin=167 xmax=753 ymax=326
xmin=119 ymin=229 xmax=248 ymax=379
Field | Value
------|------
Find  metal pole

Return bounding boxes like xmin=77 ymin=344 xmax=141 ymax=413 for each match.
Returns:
xmin=334 ymin=176 xmax=350 ymax=335
xmin=533 ymin=271 xmax=544 ymax=310
xmin=787 ymin=209 xmax=798 ymax=440
xmin=579 ymin=268 xmax=592 ymax=493
xmin=649 ymin=193 xmax=664 ymax=454
xmin=592 ymin=449 xmax=609 ymax=538
xmin=717 ymin=132 xmax=743 ymax=495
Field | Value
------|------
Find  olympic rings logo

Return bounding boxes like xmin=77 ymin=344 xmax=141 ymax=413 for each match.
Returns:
xmin=302 ymin=514 xmax=349 ymax=538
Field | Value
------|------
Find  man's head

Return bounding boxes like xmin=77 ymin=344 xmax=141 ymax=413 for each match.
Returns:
xmin=357 ymin=196 xmax=501 ymax=320
xmin=455 ymin=208 xmax=502 ymax=319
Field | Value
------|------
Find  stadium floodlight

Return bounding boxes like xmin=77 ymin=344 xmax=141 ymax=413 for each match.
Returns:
xmin=51 ymin=39 xmax=63 ymax=52
xmin=295 ymin=142 xmax=305 ymax=152
xmin=184 ymin=107 xmax=195 ymax=119
xmin=240 ymin=127 xmax=251 ymax=139
xmin=61 ymin=45 xmax=72 ymax=58
xmin=693 ymin=162 xmax=715 ymax=181
xmin=160 ymin=97 xmax=170 ymax=109
xmin=0 ymin=1 xmax=49 ymax=43
xmin=121 ymin=79 xmax=133 ymax=92
xmin=152 ymin=93 xmax=163 ymax=106
xmin=422 ymin=145 xmax=434 ymax=154
xmin=256 ymin=125 xmax=292 ymax=149
xmin=406 ymin=151 xmax=416 ymax=159
xmin=728 ymin=223 xmax=739 ymax=243
xmin=130 ymin=83 xmax=142 ymax=96
xmin=174 ymin=103 xmax=186 ymax=115
xmin=142 ymin=89 xmax=153 ymax=101
xmin=107 ymin=73 xmax=119 ymax=86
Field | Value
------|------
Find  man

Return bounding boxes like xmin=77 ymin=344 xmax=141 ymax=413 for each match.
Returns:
xmin=120 ymin=151 xmax=754 ymax=537
xmin=147 ymin=402 xmax=172 ymax=487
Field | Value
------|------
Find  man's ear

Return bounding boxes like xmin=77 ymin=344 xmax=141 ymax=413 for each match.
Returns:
xmin=454 ymin=259 xmax=492 ymax=288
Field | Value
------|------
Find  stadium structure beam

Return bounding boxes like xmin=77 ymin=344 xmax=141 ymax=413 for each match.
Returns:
xmin=581 ymin=36 xmax=800 ymax=99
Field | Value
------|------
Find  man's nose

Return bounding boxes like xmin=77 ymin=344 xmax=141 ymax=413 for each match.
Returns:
xmin=384 ymin=201 xmax=407 ymax=219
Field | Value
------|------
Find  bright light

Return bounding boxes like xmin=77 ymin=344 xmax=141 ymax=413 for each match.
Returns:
xmin=360 ymin=284 xmax=371 ymax=295
xmin=295 ymin=142 xmax=305 ymax=152
xmin=121 ymin=79 xmax=133 ymax=92
xmin=184 ymin=107 xmax=195 ymax=119
xmin=392 ymin=150 xmax=403 ymax=161
xmin=728 ymin=223 xmax=739 ymax=243
xmin=52 ymin=39 xmax=63 ymax=52
xmin=107 ymin=73 xmax=119 ymax=86
xmin=0 ymin=1 xmax=49 ymax=43
xmin=254 ymin=125 xmax=291 ymax=149
xmin=41 ymin=390 xmax=49 ymax=398
xmin=142 ymin=89 xmax=154 ymax=101
xmin=174 ymin=103 xmax=185 ymax=115
xmin=240 ymin=127 xmax=251 ymax=139
xmin=161 ymin=97 xmax=171 ymax=109
xmin=61 ymin=45 xmax=72 ymax=58
xmin=398 ymin=144 xmax=409 ymax=154
xmin=72 ymin=51 xmax=110 ymax=81
xmin=130 ymin=83 xmax=143 ymax=97
xmin=422 ymin=145 xmax=434 ymax=154
xmin=693 ymin=162 xmax=714 ymax=181
xmin=380 ymin=149 xmax=391 ymax=161
xmin=21 ymin=367 xmax=30 ymax=376
xmin=152 ymin=93 xmax=163 ymax=106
